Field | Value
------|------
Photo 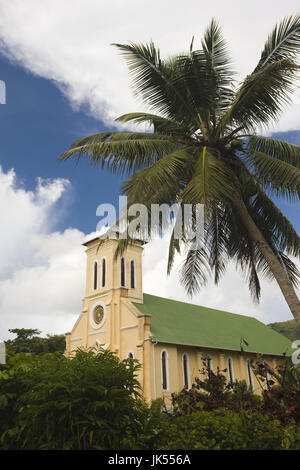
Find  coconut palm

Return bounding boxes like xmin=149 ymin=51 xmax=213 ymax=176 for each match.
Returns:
xmin=59 ymin=16 xmax=300 ymax=326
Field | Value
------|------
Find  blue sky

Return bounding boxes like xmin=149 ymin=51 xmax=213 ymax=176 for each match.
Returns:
xmin=0 ymin=1 xmax=299 ymax=337
xmin=0 ymin=54 xmax=126 ymax=235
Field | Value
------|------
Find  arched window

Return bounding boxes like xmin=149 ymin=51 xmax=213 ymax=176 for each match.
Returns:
xmin=120 ymin=257 xmax=126 ymax=287
xmin=228 ymin=357 xmax=234 ymax=386
xmin=101 ymin=257 xmax=106 ymax=288
xmin=247 ymin=359 xmax=254 ymax=390
xmin=130 ymin=260 xmax=135 ymax=289
xmin=161 ymin=350 xmax=169 ymax=391
xmin=182 ymin=353 xmax=189 ymax=389
xmin=127 ymin=351 xmax=134 ymax=359
xmin=93 ymin=261 xmax=98 ymax=290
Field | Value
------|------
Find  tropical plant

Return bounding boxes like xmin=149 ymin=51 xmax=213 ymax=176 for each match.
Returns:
xmin=0 ymin=348 xmax=145 ymax=450
xmin=5 ymin=328 xmax=66 ymax=354
xmin=59 ymin=16 xmax=300 ymax=325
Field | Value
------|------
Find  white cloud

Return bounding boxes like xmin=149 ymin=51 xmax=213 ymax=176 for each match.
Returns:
xmin=0 ymin=166 xmax=86 ymax=340
xmin=0 ymin=0 xmax=299 ymax=131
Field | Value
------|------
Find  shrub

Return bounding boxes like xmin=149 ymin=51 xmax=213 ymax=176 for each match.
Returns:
xmin=0 ymin=348 xmax=147 ymax=450
xmin=158 ymin=409 xmax=295 ymax=450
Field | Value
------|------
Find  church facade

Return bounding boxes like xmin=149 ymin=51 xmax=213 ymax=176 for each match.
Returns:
xmin=65 ymin=236 xmax=292 ymax=402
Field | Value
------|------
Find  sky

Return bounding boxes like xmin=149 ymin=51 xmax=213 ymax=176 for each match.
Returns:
xmin=0 ymin=0 xmax=299 ymax=339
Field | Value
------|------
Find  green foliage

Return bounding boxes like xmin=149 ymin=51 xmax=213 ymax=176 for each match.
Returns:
xmin=269 ymin=319 xmax=300 ymax=341
xmin=5 ymin=328 xmax=66 ymax=354
xmin=254 ymin=357 xmax=300 ymax=424
xmin=158 ymin=409 xmax=286 ymax=450
xmin=171 ymin=358 xmax=261 ymax=416
xmin=0 ymin=348 xmax=146 ymax=450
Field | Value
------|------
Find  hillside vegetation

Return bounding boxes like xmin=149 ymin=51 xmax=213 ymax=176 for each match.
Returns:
xmin=269 ymin=320 xmax=300 ymax=342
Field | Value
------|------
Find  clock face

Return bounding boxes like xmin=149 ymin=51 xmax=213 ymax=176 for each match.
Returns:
xmin=93 ymin=305 xmax=104 ymax=325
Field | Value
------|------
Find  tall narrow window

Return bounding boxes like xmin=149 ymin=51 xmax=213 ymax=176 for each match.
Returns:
xmin=101 ymin=258 xmax=106 ymax=288
xmin=93 ymin=261 xmax=98 ymax=290
xmin=121 ymin=257 xmax=126 ymax=287
xmin=161 ymin=350 xmax=168 ymax=391
xmin=182 ymin=353 xmax=189 ymax=389
xmin=130 ymin=260 xmax=135 ymax=289
xmin=247 ymin=359 xmax=253 ymax=390
xmin=228 ymin=357 xmax=234 ymax=386
xmin=206 ymin=355 xmax=212 ymax=373
xmin=127 ymin=351 xmax=134 ymax=359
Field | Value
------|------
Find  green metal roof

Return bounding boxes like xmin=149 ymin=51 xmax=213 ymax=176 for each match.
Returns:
xmin=134 ymin=294 xmax=292 ymax=356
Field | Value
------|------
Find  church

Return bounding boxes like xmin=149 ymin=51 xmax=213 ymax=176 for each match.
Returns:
xmin=65 ymin=236 xmax=292 ymax=402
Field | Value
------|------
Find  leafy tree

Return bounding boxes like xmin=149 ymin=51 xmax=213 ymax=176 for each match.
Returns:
xmin=5 ymin=328 xmax=66 ymax=354
xmin=60 ymin=16 xmax=300 ymax=325
xmin=0 ymin=348 xmax=146 ymax=450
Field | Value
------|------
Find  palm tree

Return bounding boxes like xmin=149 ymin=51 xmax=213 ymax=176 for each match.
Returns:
xmin=60 ymin=16 xmax=300 ymax=326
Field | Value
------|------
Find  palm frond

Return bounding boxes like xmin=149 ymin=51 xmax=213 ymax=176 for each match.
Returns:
xmin=116 ymin=112 xmax=193 ymax=137
xmin=244 ymin=150 xmax=300 ymax=201
xmin=247 ymin=189 xmax=300 ymax=257
xmin=167 ymin=226 xmax=181 ymax=275
xmin=59 ymin=131 xmax=178 ymax=175
xmin=113 ymin=42 xmax=200 ymax=128
xmin=180 ymin=247 xmax=210 ymax=295
xmin=247 ymin=135 xmax=300 ymax=167
xmin=122 ymin=146 xmax=193 ymax=205
xmin=181 ymin=146 xmax=238 ymax=204
xmin=206 ymin=204 xmax=229 ymax=284
xmin=255 ymin=14 xmax=300 ymax=70
xmin=218 ymin=58 xmax=299 ymax=134
xmin=201 ymin=18 xmax=235 ymax=117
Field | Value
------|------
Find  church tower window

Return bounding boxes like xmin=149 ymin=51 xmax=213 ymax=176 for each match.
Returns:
xmin=93 ymin=261 xmax=98 ymax=290
xmin=130 ymin=260 xmax=135 ymax=289
xmin=101 ymin=257 xmax=106 ymax=288
xmin=121 ymin=257 xmax=126 ymax=287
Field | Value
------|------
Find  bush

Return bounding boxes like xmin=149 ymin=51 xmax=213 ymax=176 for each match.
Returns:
xmin=0 ymin=348 xmax=147 ymax=450
xmin=158 ymin=409 xmax=299 ymax=450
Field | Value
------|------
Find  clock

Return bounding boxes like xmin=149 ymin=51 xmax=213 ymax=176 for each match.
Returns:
xmin=90 ymin=302 xmax=106 ymax=329
xmin=93 ymin=305 xmax=104 ymax=325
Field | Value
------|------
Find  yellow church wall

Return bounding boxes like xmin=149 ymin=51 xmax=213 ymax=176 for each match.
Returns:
xmin=148 ymin=342 xmax=282 ymax=402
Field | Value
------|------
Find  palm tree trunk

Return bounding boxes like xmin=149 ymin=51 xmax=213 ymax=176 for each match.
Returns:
xmin=232 ymin=196 xmax=300 ymax=328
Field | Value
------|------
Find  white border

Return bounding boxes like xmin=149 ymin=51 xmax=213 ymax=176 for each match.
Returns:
xmin=89 ymin=301 xmax=106 ymax=330
xmin=161 ymin=349 xmax=169 ymax=392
